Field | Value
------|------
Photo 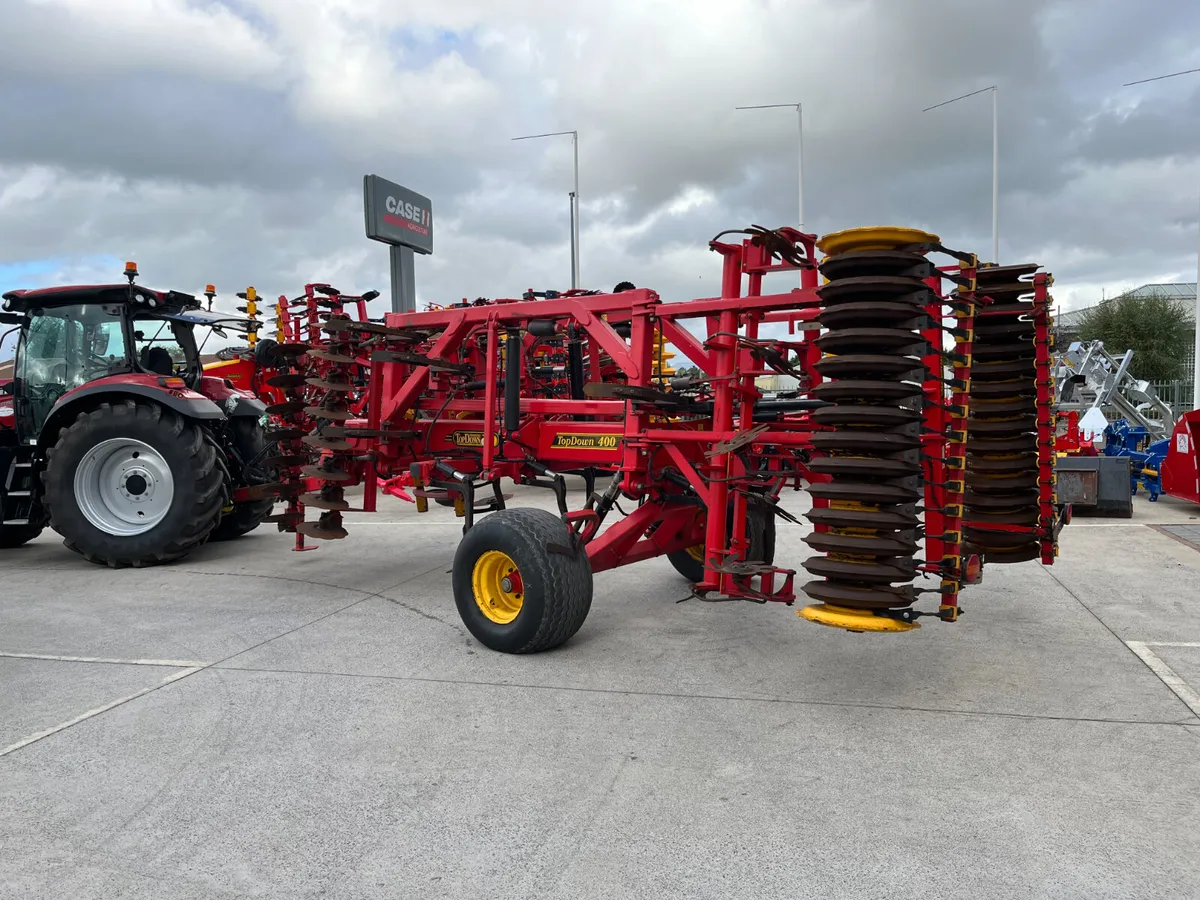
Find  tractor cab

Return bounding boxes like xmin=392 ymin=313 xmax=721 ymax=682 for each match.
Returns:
xmin=0 ymin=277 xmax=220 ymax=441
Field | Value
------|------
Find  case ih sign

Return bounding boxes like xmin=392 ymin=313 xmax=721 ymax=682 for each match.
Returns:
xmin=363 ymin=175 xmax=433 ymax=255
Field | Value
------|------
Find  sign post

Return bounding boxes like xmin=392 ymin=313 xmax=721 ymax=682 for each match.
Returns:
xmin=363 ymin=175 xmax=433 ymax=313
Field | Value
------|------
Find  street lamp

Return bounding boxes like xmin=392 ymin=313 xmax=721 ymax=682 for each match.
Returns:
xmin=513 ymin=130 xmax=580 ymax=289
xmin=923 ymin=85 xmax=999 ymax=265
xmin=1123 ymin=67 xmax=1200 ymax=412
xmin=735 ymin=103 xmax=805 ymax=233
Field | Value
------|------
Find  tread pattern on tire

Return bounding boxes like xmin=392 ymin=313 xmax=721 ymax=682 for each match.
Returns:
xmin=455 ymin=507 xmax=593 ymax=654
xmin=667 ymin=497 xmax=775 ymax=583
xmin=42 ymin=399 xmax=227 ymax=568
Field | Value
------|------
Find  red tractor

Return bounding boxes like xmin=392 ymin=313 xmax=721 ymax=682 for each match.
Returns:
xmin=0 ymin=264 xmax=278 ymax=564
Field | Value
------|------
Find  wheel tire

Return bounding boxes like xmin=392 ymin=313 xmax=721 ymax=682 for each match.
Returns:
xmin=667 ymin=497 xmax=776 ymax=583
xmin=0 ymin=523 xmax=43 ymax=548
xmin=452 ymin=507 xmax=593 ymax=654
xmin=43 ymin=399 xmax=227 ymax=568
xmin=210 ymin=417 xmax=276 ymax=542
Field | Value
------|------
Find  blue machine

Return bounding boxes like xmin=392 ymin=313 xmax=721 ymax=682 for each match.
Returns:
xmin=1102 ymin=419 xmax=1171 ymax=500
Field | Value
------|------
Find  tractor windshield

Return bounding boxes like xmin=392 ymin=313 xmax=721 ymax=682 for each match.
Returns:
xmin=18 ymin=304 xmax=129 ymax=391
xmin=16 ymin=303 xmax=129 ymax=434
xmin=131 ymin=314 xmax=201 ymax=388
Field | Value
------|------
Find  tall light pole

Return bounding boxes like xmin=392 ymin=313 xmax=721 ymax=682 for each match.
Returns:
xmin=513 ymin=130 xmax=580 ymax=289
xmin=735 ymin=103 xmax=804 ymax=232
xmin=923 ymin=85 xmax=999 ymax=265
xmin=1123 ymin=67 xmax=1200 ymax=411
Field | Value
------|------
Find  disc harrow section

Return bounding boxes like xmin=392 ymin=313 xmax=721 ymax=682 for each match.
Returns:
xmin=799 ymin=229 xmax=940 ymax=631
xmin=963 ymin=264 xmax=1054 ymax=564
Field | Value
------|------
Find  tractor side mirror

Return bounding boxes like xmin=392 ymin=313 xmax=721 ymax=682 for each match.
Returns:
xmin=91 ymin=329 xmax=111 ymax=356
xmin=0 ymin=312 xmax=24 ymax=326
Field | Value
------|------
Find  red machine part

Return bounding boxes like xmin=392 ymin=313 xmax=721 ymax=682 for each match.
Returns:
xmin=1161 ymin=410 xmax=1200 ymax=505
xmin=245 ymin=225 xmax=1063 ymax=651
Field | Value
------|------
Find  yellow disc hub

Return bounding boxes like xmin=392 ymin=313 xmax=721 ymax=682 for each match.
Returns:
xmin=817 ymin=226 xmax=941 ymax=256
xmin=798 ymin=603 xmax=919 ymax=633
xmin=686 ymin=544 xmax=705 ymax=563
xmin=472 ymin=550 xmax=524 ymax=624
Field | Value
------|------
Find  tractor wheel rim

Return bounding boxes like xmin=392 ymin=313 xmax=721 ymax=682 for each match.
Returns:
xmin=73 ymin=438 xmax=175 ymax=536
xmin=472 ymin=550 xmax=524 ymax=624
xmin=686 ymin=544 xmax=705 ymax=563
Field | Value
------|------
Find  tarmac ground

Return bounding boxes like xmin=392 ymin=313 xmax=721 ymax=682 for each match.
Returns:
xmin=3 ymin=483 xmax=1199 ymax=899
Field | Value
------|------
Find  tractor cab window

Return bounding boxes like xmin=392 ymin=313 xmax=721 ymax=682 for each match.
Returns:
xmin=132 ymin=316 xmax=200 ymax=388
xmin=18 ymin=304 xmax=128 ymax=392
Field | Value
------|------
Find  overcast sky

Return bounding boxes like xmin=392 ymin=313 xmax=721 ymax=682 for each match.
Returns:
xmin=2 ymin=0 xmax=1200 ymax=337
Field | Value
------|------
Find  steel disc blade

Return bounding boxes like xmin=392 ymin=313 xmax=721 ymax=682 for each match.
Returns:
xmin=804 ymin=532 xmax=919 ymax=557
xmin=306 ymin=376 xmax=356 ymax=392
xmin=818 ymin=250 xmax=934 ymax=280
xmin=262 ymin=454 xmax=308 ymax=469
xmin=803 ymin=556 xmax=916 ymax=584
xmin=969 ymin=398 xmax=1039 ymax=416
xmin=966 ymin=454 xmax=1038 ymax=474
xmin=965 ymin=508 xmax=1041 ymax=526
xmin=965 ymin=488 xmax=1040 ymax=508
xmin=810 ymin=379 xmax=923 ymax=403
xmin=300 ymin=491 xmax=350 ymax=511
xmin=970 ymin=358 xmax=1038 ymax=380
xmin=974 ymin=320 xmax=1035 ymax=339
xmin=968 ymin=380 xmax=1037 ymax=397
xmin=296 ymin=520 xmax=349 ymax=540
xmin=972 ymin=341 xmax=1036 ymax=361
xmin=302 ymin=434 xmax=353 ymax=451
xmin=809 ymin=430 xmax=922 ymax=453
xmin=807 ymin=480 xmax=922 ymax=504
xmin=805 ymin=506 xmax=920 ymax=530
xmin=266 ymin=427 xmax=307 ymax=442
xmin=810 ymin=403 xmax=923 ymax=428
xmin=307 ymin=349 xmax=357 ymax=364
xmin=814 ymin=328 xmax=927 ymax=355
xmin=965 ymin=526 xmax=1040 ymax=549
xmin=977 ymin=263 xmax=1040 ymax=281
xmin=800 ymin=580 xmax=916 ymax=610
xmin=814 ymin=354 xmax=925 ymax=378
xmin=966 ymin=436 xmax=1038 ymax=454
xmin=304 ymin=405 xmax=354 ymax=421
xmin=806 ymin=457 xmax=922 ymax=479
xmin=983 ymin=543 xmax=1042 ymax=564
xmin=966 ymin=471 xmax=1040 ymax=491
xmin=967 ymin=418 xmax=1038 ymax=437
xmin=976 ymin=302 xmax=1034 ymax=318
xmin=817 ymin=275 xmax=935 ymax=305
xmin=266 ymin=373 xmax=309 ymax=388
xmin=300 ymin=465 xmax=354 ymax=483
xmin=816 ymin=300 xmax=928 ymax=330
xmin=266 ymin=400 xmax=306 ymax=416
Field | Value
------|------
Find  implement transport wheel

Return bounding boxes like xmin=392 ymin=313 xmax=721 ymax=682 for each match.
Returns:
xmin=211 ymin=417 xmax=277 ymax=542
xmin=452 ymin=508 xmax=593 ymax=654
xmin=667 ymin=499 xmax=775 ymax=584
xmin=43 ymin=399 xmax=227 ymax=568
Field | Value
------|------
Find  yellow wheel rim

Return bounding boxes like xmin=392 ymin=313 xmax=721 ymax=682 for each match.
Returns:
xmin=472 ymin=550 xmax=524 ymax=624
xmin=686 ymin=544 xmax=705 ymax=563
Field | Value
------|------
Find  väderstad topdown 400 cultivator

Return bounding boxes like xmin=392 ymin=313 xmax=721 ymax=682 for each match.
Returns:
xmin=203 ymin=224 xmax=1068 ymax=653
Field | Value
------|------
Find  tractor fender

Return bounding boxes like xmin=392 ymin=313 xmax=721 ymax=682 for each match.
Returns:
xmin=39 ymin=381 xmax=224 ymax=446
xmin=199 ymin=375 xmax=267 ymax=418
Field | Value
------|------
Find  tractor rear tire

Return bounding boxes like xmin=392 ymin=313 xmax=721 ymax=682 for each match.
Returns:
xmin=210 ymin=417 xmax=276 ymax=542
xmin=452 ymin=507 xmax=593 ymax=654
xmin=43 ymin=399 xmax=227 ymax=568
xmin=0 ymin=523 xmax=44 ymax=548
xmin=667 ymin=497 xmax=776 ymax=584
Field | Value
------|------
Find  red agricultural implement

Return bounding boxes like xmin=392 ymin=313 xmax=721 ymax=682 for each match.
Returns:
xmin=241 ymin=224 xmax=1068 ymax=653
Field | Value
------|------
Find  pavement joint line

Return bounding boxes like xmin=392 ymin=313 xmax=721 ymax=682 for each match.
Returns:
xmin=0 ymin=563 xmax=446 ymax=760
xmin=0 ymin=652 xmax=208 ymax=668
xmin=1125 ymin=641 xmax=1200 ymax=718
xmin=205 ymin=663 xmax=1196 ymax=728
xmin=1035 ymin=561 xmax=1200 ymax=719
xmin=0 ymin=666 xmax=204 ymax=759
